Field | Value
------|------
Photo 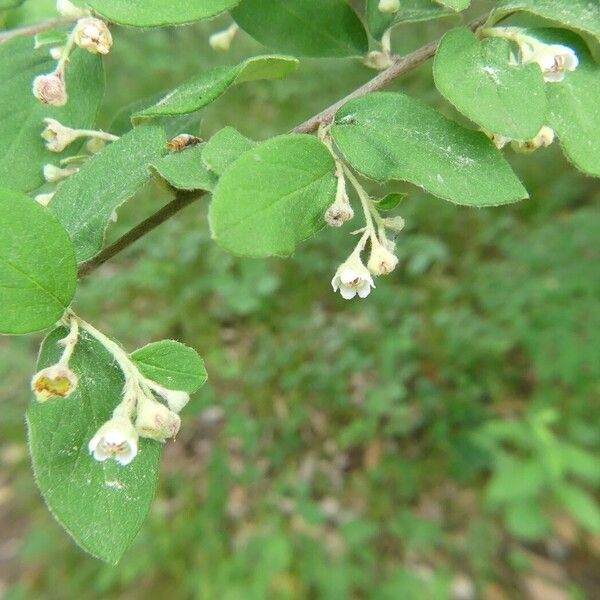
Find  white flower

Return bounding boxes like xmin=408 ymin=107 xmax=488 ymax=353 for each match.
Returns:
xmin=378 ymin=0 xmax=400 ymax=13
xmin=367 ymin=238 xmax=399 ymax=276
xmin=56 ymin=0 xmax=88 ymax=19
xmin=31 ymin=364 xmax=78 ymax=402
xmin=74 ymin=17 xmax=113 ymax=55
xmin=32 ymin=71 xmax=67 ymax=106
xmin=511 ymin=126 xmax=555 ymax=154
xmin=43 ymin=163 xmax=78 ymax=182
xmin=520 ymin=42 xmax=578 ymax=83
xmin=331 ymin=254 xmax=375 ymax=300
xmin=209 ymin=23 xmax=239 ymax=52
xmin=35 ymin=192 xmax=55 ymax=207
xmin=41 ymin=118 xmax=79 ymax=152
xmin=135 ymin=397 xmax=181 ymax=442
xmin=88 ymin=417 xmax=139 ymax=465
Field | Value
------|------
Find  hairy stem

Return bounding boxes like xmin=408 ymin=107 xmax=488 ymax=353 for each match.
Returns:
xmin=77 ymin=12 xmax=491 ymax=278
xmin=0 ymin=18 xmax=74 ymax=44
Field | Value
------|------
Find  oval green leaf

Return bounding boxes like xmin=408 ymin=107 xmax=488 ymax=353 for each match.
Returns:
xmin=150 ymin=144 xmax=218 ymax=192
xmin=331 ymin=92 xmax=528 ymax=206
xmin=132 ymin=56 xmax=298 ymax=123
xmin=202 ymin=126 xmax=255 ymax=176
xmin=232 ymin=0 xmax=368 ymax=57
xmin=86 ymin=0 xmax=240 ymax=27
xmin=434 ymin=27 xmax=546 ymax=140
xmin=28 ymin=327 xmax=162 ymax=563
xmin=210 ymin=134 xmax=336 ymax=257
xmin=0 ymin=188 xmax=77 ymax=335
xmin=131 ymin=340 xmax=208 ymax=393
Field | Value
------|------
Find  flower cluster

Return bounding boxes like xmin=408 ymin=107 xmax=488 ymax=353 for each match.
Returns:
xmin=32 ymin=1 xmax=113 ymax=107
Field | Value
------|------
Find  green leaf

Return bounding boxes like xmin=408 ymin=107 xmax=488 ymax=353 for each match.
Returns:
xmin=232 ymin=0 xmax=368 ymax=58
xmin=202 ymin=127 xmax=255 ymax=176
xmin=0 ymin=0 xmax=25 ymax=8
xmin=542 ymin=30 xmax=600 ymax=177
xmin=331 ymin=92 xmax=528 ymax=206
xmin=376 ymin=192 xmax=407 ymax=211
xmin=50 ymin=125 xmax=167 ymax=262
xmin=434 ymin=27 xmax=546 ymax=140
xmin=366 ymin=0 xmax=454 ymax=39
xmin=555 ymin=484 xmax=600 ymax=533
xmin=27 ymin=327 xmax=161 ymax=563
xmin=492 ymin=0 xmax=600 ymax=43
xmin=131 ymin=340 xmax=207 ymax=393
xmin=0 ymin=37 xmax=104 ymax=193
xmin=150 ymin=144 xmax=217 ymax=192
xmin=434 ymin=0 xmax=470 ymax=10
xmin=505 ymin=501 xmax=551 ymax=540
xmin=132 ymin=56 xmax=299 ymax=123
xmin=86 ymin=0 xmax=240 ymax=27
xmin=33 ymin=27 xmax=68 ymax=49
xmin=486 ymin=459 xmax=544 ymax=505
xmin=210 ymin=134 xmax=336 ymax=257
xmin=0 ymin=187 xmax=77 ymax=335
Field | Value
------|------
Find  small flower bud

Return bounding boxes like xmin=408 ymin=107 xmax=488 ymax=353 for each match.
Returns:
xmin=378 ymin=0 xmax=400 ymax=13
xmin=135 ymin=397 xmax=181 ymax=442
xmin=32 ymin=71 xmax=67 ymax=106
xmin=85 ymin=137 xmax=107 ymax=154
xmin=363 ymin=51 xmax=394 ymax=70
xmin=56 ymin=0 xmax=88 ymax=19
xmin=41 ymin=118 xmax=79 ymax=152
xmin=331 ymin=253 xmax=375 ymax=300
xmin=43 ymin=163 xmax=78 ymax=182
xmin=367 ymin=238 xmax=399 ymax=276
xmin=325 ymin=173 xmax=354 ymax=227
xmin=511 ymin=126 xmax=555 ymax=154
xmin=161 ymin=389 xmax=190 ymax=413
xmin=88 ymin=417 xmax=138 ymax=465
xmin=74 ymin=17 xmax=113 ymax=55
xmin=209 ymin=23 xmax=239 ymax=52
xmin=35 ymin=192 xmax=55 ymax=207
xmin=483 ymin=130 xmax=511 ymax=150
xmin=31 ymin=364 xmax=78 ymax=402
xmin=383 ymin=216 xmax=405 ymax=232
xmin=49 ymin=46 xmax=63 ymax=60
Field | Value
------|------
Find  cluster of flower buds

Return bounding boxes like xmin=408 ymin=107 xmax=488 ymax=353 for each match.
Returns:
xmin=484 ymin=126 xmax=556 ymax=153
xmin=209 ymin=23 xmax=240 ymax=52
xmin=32 ymin=2 xmax=113 ymax=106
xmin=378 ymin=0 xmax=400 ymax=14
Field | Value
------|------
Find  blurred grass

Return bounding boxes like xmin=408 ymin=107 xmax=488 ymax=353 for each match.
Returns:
xmin=1 ymin=2 xmax=600 ymax=599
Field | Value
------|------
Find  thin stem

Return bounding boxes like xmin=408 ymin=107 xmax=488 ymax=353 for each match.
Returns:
xmin=0 ymin=17 xmax=74 ymax=44
xmin=55 ymin=28 xmax=77 ymax=74
xmin=77 ymin=190 xmax=205 ymax=278
xmin=77 ymin=11 xmax=493 ymax=278
xmin=58 ymin=314 xmax=79 ymax=366
xmin=74 ymin=129 xmax=120 ymax=142
xmin=343 ymin=166 xmax=375 ymax=233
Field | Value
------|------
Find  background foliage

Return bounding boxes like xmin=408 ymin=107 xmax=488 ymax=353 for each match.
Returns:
xmin=0 ymin=1 xmax=599 ymax=598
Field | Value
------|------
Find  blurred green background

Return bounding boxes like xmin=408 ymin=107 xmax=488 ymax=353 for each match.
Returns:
xmin=1 ymin=1 xmax=599 ymax=598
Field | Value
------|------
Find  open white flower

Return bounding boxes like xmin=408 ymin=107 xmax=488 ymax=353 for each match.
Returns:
xmin=135 ymin=396 xmax=181 ymax=442
xmin=41 ymin=118 xmax=79 ymax=152
xmin=367 ymin=238 xmax=399 ymax=276
xmin=31 ymin=364 xmax=78 ymax=402
xmin=88 ymin=417 xmax=139 ymax=465
xmin=520 ymin=42 xmax=578 ymax=82
xmin=331 ymin=253 xmax=375 ymax=300
xmin=378 ymin=0 xmax=400 ymax=13
xmin=32 ymin=71 xmax=67 ymax=106
xmin=74 ymin=17 xmax=113 ymax=55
